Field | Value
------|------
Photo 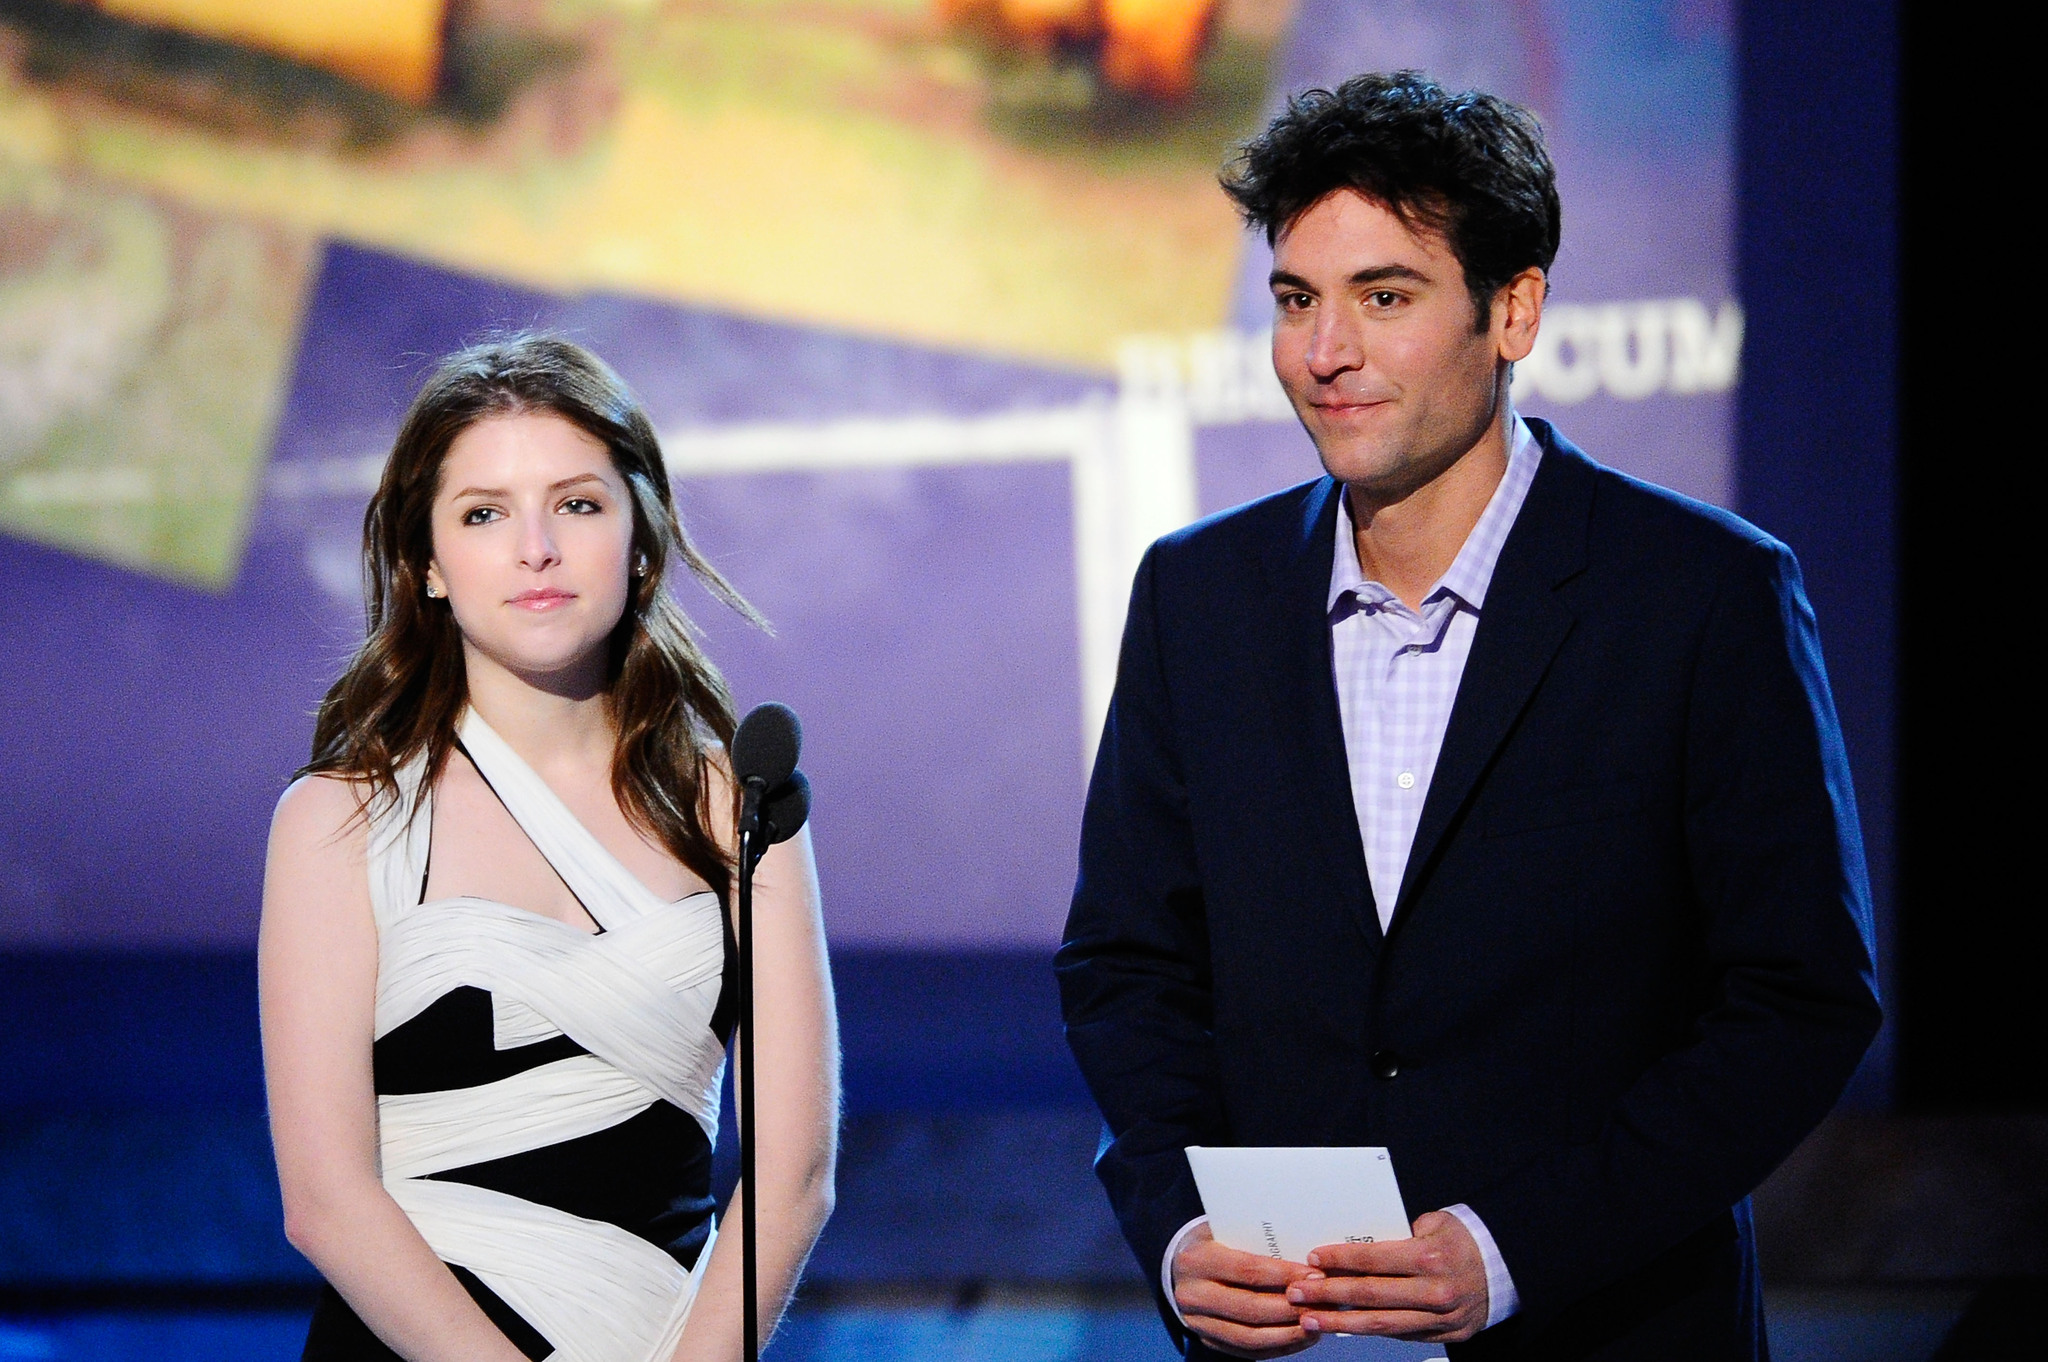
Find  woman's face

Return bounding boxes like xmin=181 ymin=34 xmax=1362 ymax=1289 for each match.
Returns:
xmin=424 ymin=411 xmax=638 ymax=690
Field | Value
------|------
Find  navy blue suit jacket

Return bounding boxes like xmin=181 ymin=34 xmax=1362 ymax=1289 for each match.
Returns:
xmin=1055 ymin=422 xmax=1880 ymax=1360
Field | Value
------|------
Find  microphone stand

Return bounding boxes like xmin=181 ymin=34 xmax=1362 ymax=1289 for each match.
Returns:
xmin=728 ymin=702 xmax=803 ymax=1362
xmin=736 ymin=786 xmax=762 ymax=1362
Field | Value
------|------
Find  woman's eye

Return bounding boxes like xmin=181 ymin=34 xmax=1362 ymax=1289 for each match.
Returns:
xmin=461 ymin=506 xmax=499 ymax=525
xmin=560 ymin=496 xmax=601 ymax=514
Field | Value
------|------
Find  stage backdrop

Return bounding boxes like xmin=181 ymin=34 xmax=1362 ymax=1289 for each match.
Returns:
xmin=1 ymin=0 xmax=1737 ymax=952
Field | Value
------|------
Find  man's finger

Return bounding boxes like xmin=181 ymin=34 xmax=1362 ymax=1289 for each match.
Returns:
xmin=1288 ymin=1271 xmax=1459 ymax=1313
xmin=1181 ymin=1239 xmax=1315 ymax=1289
xmin=1184 ymin=1313 xmax=1318 ymax=1357
xmin=1177 ymin=1277 xmax=1311 ymax=1328
xmin=1300 ymin=1308 xmax=1475 ymax=1342
xmin=1304 ymin=1235 xmax=1437 ymax=1277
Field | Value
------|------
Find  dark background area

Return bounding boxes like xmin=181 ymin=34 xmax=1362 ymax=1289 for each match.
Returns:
xmin=1890 ymin=1 xmax=2042 ymax=1115
xmin=1735 ymin=4 xmax=2044 ymax=1352
xmin=1737 ymin=0 xmax=1901 ymax=1113
xmin=1741 ymin=0 xmax=2044 ymax=1117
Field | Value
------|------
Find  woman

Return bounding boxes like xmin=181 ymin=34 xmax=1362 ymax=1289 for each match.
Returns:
xmin=260 ymin=335 xmax=838 ymax=1362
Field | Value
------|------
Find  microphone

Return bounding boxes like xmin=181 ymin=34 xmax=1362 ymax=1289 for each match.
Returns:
xmin=757 ymin=770 xmax=811 ymax=855
xmin=732 ymin=702 xmax=800 ymax=839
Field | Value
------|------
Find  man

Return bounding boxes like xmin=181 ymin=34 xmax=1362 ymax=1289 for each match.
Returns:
xmin=1055 ymin=72 xmax=1879 ymax=1360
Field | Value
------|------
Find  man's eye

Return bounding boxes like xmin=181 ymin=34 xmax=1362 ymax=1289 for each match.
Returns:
xmin=1368 ymin=290 xmax=1406 ymax=309
xmin=1277 ymin=292 xmax=1313 ymax=311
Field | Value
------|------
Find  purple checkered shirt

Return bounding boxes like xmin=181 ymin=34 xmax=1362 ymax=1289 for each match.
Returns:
xmin=1161 ymin=419 xmax=1541 ymax=1335
xmin=1330 ymin=416 xmax=1542 ymax=926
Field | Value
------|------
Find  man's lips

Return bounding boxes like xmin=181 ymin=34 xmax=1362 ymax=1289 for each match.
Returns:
xmin=508 ymin=588 xmax=576 ymax=611
xmin=1310 ymin=396 xmax=1392 ymax=416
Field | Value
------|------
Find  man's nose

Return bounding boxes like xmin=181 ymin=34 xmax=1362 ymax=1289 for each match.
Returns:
xmin=1305 ymin=311 xmax=1364 ymax=381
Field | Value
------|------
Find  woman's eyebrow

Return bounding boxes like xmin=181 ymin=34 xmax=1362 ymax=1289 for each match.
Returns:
xmin=448 ymin=473 xmax=610 ymax=499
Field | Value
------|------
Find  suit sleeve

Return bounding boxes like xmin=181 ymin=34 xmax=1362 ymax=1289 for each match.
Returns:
xmin=1055 ymin=543 xmax=1226 ymax=1346
xmin=1465 ymin=536 xmax=1882 ymax=1326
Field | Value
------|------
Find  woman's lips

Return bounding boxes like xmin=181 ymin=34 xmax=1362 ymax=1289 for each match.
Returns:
xmin=508 ymin=589 xmax=575 ymax=611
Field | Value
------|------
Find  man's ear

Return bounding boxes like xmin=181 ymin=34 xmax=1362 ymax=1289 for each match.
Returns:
xmin=1495 ymin=267 xmax=1548 ymax=364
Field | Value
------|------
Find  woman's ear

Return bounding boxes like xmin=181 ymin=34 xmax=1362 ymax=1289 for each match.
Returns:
xmin=424 ymin=560 xmax=447 ymax=600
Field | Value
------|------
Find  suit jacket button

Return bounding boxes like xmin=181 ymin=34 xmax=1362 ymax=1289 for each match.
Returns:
xmin=1370 ymin=1049 xmax=1400 ymax=1080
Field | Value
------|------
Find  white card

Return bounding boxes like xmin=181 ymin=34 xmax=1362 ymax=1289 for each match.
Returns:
xmin=1185 ymin=1145 xmax=1413 ymax=1264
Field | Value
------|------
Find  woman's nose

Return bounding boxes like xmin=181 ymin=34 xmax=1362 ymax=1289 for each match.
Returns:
xmin=516 ymin=514 xmax=559 ymax=570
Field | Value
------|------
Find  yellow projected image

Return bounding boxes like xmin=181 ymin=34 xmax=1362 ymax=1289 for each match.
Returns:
xmin=0 ymin=0 xmax=1293 ymax=367
xmin=1 ymin=0 xmax=1293 ymax=584
xmin=942 ymin=0 xmax=1220 ymax=100
xmin=87 ymin=0 xmax=447 ymax=103
xmin=0 ymin=164 xmax=314 ymax=585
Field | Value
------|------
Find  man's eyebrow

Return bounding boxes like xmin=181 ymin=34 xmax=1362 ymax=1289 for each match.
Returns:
xmin=1268 ymin=264 xmax=1434 ymax=292
xmin=1349 ymin=264 xmax=1432 ymax=287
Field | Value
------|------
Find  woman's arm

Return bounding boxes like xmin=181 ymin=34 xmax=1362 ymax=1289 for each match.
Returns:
xmin=259 ymin=775 xmax=532 ymax=1362
xmin=673 ymin=823 xmax=840 ymax=1360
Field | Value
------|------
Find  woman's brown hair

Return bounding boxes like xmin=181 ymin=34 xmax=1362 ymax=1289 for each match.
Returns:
xmin=305 ymin=333 xmax=762 ymax=899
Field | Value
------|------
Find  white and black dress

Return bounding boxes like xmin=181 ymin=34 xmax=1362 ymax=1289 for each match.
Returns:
xmin=302 ymin=709 xmax=736 ymax=1362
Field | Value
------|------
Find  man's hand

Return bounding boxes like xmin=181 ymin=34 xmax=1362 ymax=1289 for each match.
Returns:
xmin=1285 ymin=1209 xmax=1490 ymax=1343
xmin=1171 ymin=1222 xmax=1320 ymax=1358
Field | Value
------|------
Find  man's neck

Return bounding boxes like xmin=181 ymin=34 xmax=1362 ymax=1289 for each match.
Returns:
xmin=1348 ymin=415 xmax=1515 ymax=611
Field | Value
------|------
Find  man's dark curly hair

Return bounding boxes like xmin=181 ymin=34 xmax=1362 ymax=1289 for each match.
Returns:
xmin=1222 ymin=71 xmax=1561 ymax=330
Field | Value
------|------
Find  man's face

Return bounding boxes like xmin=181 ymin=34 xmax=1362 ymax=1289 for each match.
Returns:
xmin=1269 ymin=189 xmax=1535 ymax=502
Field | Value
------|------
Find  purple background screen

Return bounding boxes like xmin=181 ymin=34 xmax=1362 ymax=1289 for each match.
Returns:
xmin=0 ymin=0 xmax=1738 ymax=951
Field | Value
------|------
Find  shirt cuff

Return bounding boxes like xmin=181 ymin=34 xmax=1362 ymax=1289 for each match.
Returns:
xmin=1442 ymin=1203 xmax=1519 ymax=1329
xmin=1161 ymin=1214 xmax=1210 ymax=1330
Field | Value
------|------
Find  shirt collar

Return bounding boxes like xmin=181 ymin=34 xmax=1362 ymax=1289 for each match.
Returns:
xmin=1327 ymin=415 xmax=1543 ymax=616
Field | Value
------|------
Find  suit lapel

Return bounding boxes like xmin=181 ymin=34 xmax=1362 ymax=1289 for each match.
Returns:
xmin=1260 ymin=477 xmax=1381 ymax=945
xmin=1389 ymin=427 xmax=1595 ymax=929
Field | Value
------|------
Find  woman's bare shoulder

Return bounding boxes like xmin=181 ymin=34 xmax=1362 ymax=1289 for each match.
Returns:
xmin=270 ymin=772 xmax=375 ymax=857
